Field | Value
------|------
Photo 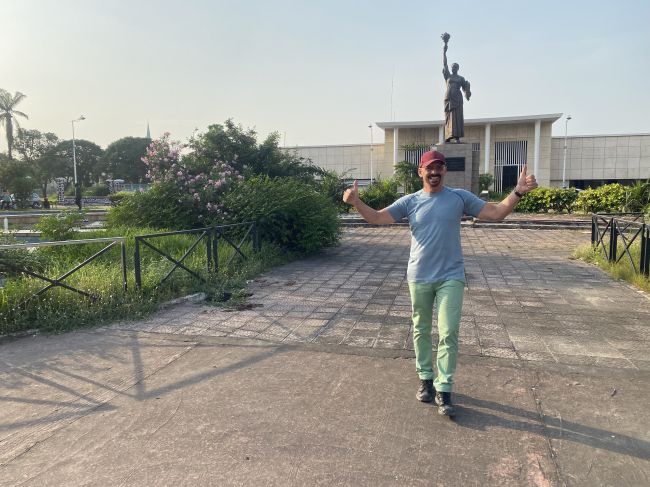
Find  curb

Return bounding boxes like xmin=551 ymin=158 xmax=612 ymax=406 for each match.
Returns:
xmin=160 ymin=292 xmax=208 ymax=308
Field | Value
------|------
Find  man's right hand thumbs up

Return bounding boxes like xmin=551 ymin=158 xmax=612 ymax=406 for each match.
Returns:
xmin=343 ymin=180 xmax=359 ymax=205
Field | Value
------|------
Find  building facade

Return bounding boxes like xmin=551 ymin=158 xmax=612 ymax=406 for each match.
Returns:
xmin=285 ymin=114 xmax=650 ymax=192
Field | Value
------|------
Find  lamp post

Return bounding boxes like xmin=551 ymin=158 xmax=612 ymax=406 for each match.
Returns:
xmin=71 ymin=116 xmax=85 ymax=209
xmin=368 ymin=124 xmax=374 ymax=184
xmin=562 ymin=114 xmax=572 ymax=189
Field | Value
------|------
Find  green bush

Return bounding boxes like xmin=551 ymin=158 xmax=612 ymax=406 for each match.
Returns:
xmin=499 ymin=187 xmax=578 ymax=213
xmin=318 ymin=170 xmax=352 ymax=213
xmin=84 ymin=184 xmax=110 ymax=197
xmin=107 ymin=183 xmax=197 ymax=230
xmin=220 ymin=176 xmax=341 ymax=253
xmin=575 ymin=184 xmax=625 ymax=213
xmin=360 ymin=177 xmax=400 ymax=209
xmin=394 ymin=161 xmax=422 ymax=194
xmin=547 ymin=188 xmax=579 ymax=213
xmin=108 ymin=191 xmax=130 ymax=205
xmin=623 ymin=180 xmax=650 ymax=213
xmin=35 ymin=209 xmax=86 ymax=241
xmin=479 ymin=173 xmax=494 ymax=192
xmin=516 ymin=188 xmax=547 ymax=213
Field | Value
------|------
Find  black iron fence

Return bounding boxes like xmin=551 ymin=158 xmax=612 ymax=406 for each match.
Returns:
xmin=591 ymin=213 xmax=649 ymax=276
xmin=0 ymin=237 xmax=127 ymax=307
xmin=1 ymin=222 xmax=259 ymax=299
xmin=133 ymin=222 xmax=259 ymax=289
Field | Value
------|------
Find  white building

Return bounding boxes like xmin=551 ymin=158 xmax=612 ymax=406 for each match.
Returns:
xmin=285 ymin=114 xmax=650 ymax=192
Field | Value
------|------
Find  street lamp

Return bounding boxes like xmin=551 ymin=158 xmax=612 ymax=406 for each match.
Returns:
xmin=368 ymin=124 xmax=374 ymax=184
xmin=71 ymin=115 xmax=85 ymax=209
xmin=562 ymin=115 xmax=572 ymax=189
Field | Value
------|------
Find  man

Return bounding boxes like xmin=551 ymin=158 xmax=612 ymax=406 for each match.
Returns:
xmin=342 ymin=150 xmax=537 ymax=416
xmin=74 ymin=182 xmax=82 ymax=210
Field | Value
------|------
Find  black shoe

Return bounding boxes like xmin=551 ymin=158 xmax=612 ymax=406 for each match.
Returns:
xmin=416 ymin=379 xmax=435 ymax=403
xmin=435 ymin=391 xmax=456 ymax=416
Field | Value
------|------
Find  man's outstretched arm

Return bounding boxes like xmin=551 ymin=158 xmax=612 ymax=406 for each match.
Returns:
xmin=477 ymin=165 xmax=538 ymax=222
xmin=343 ymin=180 xmax=396 ymax=225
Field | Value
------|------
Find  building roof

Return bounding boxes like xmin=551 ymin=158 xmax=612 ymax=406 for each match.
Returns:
xmin=375 ymin=113 xmax=563 ymax=129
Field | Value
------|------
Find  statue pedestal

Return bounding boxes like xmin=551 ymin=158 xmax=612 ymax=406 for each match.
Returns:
xmin=436 ymin=142 xmax=479 ymax=194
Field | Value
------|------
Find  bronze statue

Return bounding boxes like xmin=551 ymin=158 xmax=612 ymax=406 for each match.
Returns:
xmin=441 ymin=33 xmax=471 ymax=143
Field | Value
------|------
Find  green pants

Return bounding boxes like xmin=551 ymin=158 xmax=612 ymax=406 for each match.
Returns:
xmin=408 ymin=280 xmax=465 ymax=393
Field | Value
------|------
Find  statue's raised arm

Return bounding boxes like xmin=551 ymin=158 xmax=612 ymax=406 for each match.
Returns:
xmin=442 ymin=32 xmax=450 ymax=79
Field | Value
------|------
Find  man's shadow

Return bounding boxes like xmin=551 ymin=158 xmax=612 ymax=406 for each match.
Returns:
xmin=451 ymin=393 xmax=650 ymax=460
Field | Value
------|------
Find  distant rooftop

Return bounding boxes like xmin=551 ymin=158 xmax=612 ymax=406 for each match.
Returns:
xmin=375 ymin=114 xmax=563 ymax=129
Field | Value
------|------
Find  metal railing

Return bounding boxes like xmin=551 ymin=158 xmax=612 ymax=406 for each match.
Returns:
xmin=133 ymin=222 xmax=259 ymax=289
xmin=591 ymin=213 xmax=649 ymax=276
xmin=0 ymin=237 xmax=127 ymax=307
xmin=1 ymin=222 xmax=260 ymax=305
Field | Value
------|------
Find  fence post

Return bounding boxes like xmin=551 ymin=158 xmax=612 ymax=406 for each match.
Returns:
xmin=134 ymin=238 xmax=142 ymax=289
xmin=608 ymin=218 xmax=617 ymax=262
xmin=206 ymin=230 xmax=212 ymax=273
xmin=641 ymin=224 xmax=650 ymax=277
xmin=591 ymin=215 xmax=597 ymax=246
xmin=213 ymin=229 xmax=219 ymax=273
xmin=121 ymin=240 xmax=128 ymax=291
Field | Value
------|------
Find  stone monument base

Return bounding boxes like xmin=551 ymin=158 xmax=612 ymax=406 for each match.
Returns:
xmin=435 ymin=142 xmax=479 ymax=194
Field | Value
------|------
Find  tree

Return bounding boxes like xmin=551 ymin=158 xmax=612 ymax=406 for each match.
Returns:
xmin=0 ymin=160 xmax=35 ymax=208
xmin=14 ymin=128 xmax=59 ymax=162
xmin=14 ymin=129 xmax=63 ymax=196
xmin=0 ymin=89 xmax=28 ymax=160
xmin=51 ymin=139 xmax=104 ymax=187
xmin=188 ymin=119 xmax=321 ymax=182
xmin=100 ymin=137 xmax=150 ymax=182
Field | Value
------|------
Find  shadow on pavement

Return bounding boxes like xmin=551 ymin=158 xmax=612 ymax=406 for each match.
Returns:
xmin=453 ymin=393 xmax=650 ymax=460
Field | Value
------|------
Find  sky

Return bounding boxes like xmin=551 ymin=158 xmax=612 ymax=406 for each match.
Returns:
xmin=3 ymin=0 xmax=650 ymax=152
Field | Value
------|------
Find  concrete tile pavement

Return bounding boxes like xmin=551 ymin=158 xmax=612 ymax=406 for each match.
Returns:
xmin=109 ymin=226 xmax=650 ymax=371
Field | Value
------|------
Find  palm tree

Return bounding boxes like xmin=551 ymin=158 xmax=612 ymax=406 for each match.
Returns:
xmin=0 ymin=89 xmax=28 ymax=160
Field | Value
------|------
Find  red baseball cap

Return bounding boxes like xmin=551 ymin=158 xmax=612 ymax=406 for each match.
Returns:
xmin=419 ymin=150 xmax=446 ymax=168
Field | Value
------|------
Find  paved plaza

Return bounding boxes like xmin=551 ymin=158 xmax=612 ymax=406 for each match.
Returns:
xmin=2 ymin=226 xmax=650 ymax=486
xmin=111 ymin=226 xmax=649 ymax=370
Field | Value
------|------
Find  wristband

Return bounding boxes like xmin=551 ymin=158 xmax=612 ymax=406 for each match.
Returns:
xmin=513 ymin=190 xmax=524 ymax=198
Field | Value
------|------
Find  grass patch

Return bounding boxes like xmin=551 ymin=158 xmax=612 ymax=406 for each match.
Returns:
xmin=572 ymin=242 xmax=650 ymax=293
xmin=0 ymin=226 xmax=295 ymax=335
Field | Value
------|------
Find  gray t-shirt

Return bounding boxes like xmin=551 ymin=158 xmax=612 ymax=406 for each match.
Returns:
xmin=387 ymin=187 xmax=486 ymax=283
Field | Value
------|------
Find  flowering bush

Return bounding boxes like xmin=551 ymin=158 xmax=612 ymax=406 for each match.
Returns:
xmin=108 ymin=123 xmax=340 ymax=257
xmin=142 ymin=133 xmax=243 ymax=222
